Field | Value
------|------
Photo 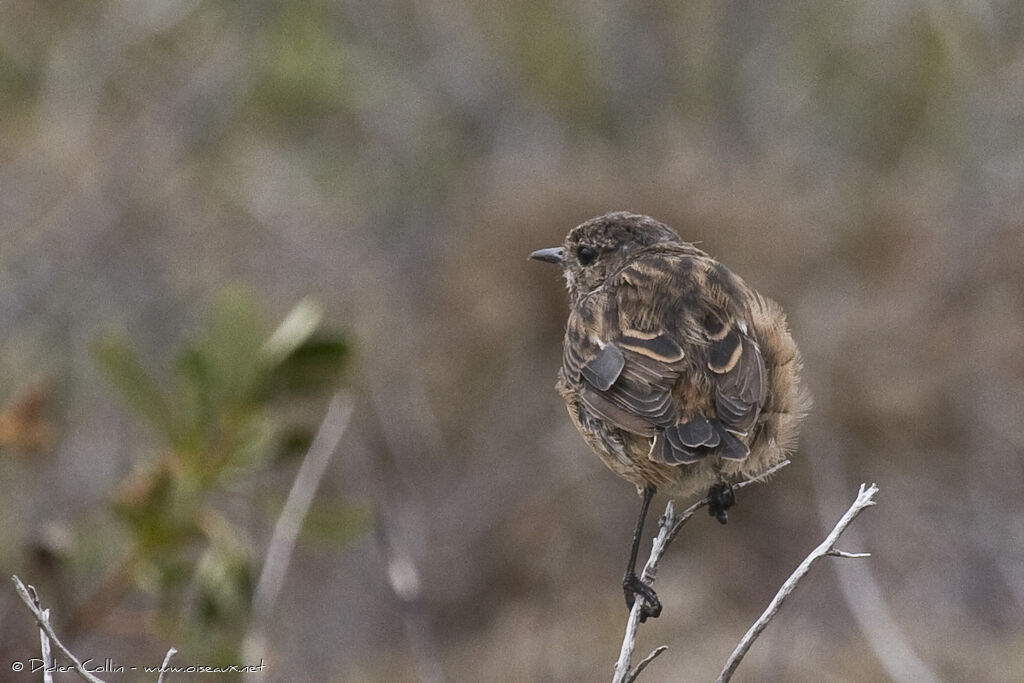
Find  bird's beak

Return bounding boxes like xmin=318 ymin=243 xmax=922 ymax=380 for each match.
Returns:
xmin=529 ymin=247 xmax=565 ymax=264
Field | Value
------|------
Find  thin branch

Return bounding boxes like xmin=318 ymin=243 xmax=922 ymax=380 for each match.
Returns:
xmin=612 ymin=499 xmax=674 ymax=683
xmin=252 ymin=392 xmax=353 ymax=614
xmin=156 ymin=647 xmax=178 ymax=683
xmin=826 ymin=549 xmax=871 ymax=559
xmin=11 ymin=575 xmax=106 ymax=683
xmin=39 ymin=608 xmax=55 ymax=683
xmin=611 ymin=459 xmax=792 ymax=683
xmin=25 ymin=583 xmax=55 ymax=683
xmin=243 ymin=393 xmax=353 ymax=682
xmin=666 ymin=459 xmax=793 ymax=546
xmin=715 ymin=483 xmax=879 ymax=683
xmin=624 ymin=645 xmax=667 ymax=683
xmin=811 ymin=443 xmax=939 ymax=683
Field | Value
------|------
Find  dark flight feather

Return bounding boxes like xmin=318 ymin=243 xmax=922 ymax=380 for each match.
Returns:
xmin=581 ymin=343 xmax=625 ymax=391
xmin=560 ymin=249 xmax=772 ymax=468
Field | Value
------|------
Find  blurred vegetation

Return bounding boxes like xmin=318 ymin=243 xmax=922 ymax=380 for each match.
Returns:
xmin=85 ymin=290 xmax=353 ymax=661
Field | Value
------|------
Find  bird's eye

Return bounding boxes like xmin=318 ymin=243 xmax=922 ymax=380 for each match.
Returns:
xmin=577 ymin=245 xmax=597 ymax=266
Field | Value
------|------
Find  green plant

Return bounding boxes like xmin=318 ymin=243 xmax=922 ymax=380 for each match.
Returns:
xmin=91 ymin=288 xmax=356 ymax=661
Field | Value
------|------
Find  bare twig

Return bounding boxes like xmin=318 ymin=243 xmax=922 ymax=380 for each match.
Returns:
xmin=624 ymin=645 xmax=668 ymax=683
xmin=12 ymin=575 xmax=107 ymax=683
xmin=244 ymin=393 xmax=353 ymax=681
xmin=811 ymin=442 xmax=939 ymax=683
xmin=25 ymin=583 xmax=56 ymax=683
xmin=826 ymin=549 xmax=871 ymax=559
xmin=14 ymin=576 xmax=185 ymax=682
xmin=715 ymin=483 xmax=879 ymax=683
xmin=612 ymin=459 xmax=792 ymax=683
xmin=252 ymin=392 xmax=353 ymax=613
xmin=39 ymin=607 xmax=55 ymax=683
xmin=666 ymin=459 xmax=793 ymax=546
xmin=156 ymin=647 xmax=178 ymax=683
xmin=612 ymin=499 xmax=676 ymax=683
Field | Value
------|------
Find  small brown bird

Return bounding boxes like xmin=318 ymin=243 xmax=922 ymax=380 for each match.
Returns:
xmin=531 ymin=212 xmax=809 ymax=620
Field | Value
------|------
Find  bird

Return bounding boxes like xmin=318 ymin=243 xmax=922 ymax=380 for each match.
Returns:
xmin=531 ymin=211 xmax=810 ymax=621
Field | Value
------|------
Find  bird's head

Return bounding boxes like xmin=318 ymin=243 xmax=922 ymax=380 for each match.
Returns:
xmin=530 ymin=212 xmax=679 ymax=303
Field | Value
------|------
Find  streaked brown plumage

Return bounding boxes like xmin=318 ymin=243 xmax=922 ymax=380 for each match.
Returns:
xmin=531 ymin=211 xmax=810 ymax=619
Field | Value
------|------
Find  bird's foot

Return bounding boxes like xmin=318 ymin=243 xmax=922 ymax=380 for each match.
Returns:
xmin=623 ymin=571 xmax=662 ymax=622
xmin=708 ymin=482 xmax=735 ymax=525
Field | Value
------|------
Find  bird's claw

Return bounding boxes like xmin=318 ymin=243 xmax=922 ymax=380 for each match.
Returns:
xmin=708 ymin=482 xmax=735 ymax=525
xmin=623 ymin=571 xmax=662 ymax=622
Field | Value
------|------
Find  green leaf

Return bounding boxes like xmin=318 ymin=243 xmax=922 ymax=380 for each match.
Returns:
xmin=174 ymin=345 xmax=215 ymax=450
xmin=202 ymin=287 xmax=264 ymax=405
xmin=93 ymin=338 xmax=180 ymax=444
xmin=264 ymin=334 xmax=350 ymax=398
xmin=259 ymin=298 xmax=324 ymax=369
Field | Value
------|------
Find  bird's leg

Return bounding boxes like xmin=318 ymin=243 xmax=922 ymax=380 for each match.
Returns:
xmin=707 ymin=480 xmax=735 ymax=524
xmin=622 ymin=484 xmax=662 ymax=622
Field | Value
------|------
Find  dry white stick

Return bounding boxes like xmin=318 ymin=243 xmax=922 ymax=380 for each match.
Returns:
xmin=11 ymin=575 xmax=106 ymax=683
xmin=811 ymin=445 xmax=938 ymax=683
xmin=624 ymin=645 xmax=668 ymax=683
xmin=156 ymin=647 xmax=178 ymax=683
xmin=14 ymin=576 xmax=183 ymax=683
xmin=612 ymin=499 xmax=676 ymax=683
xmin=715 ymin=482 xmax=879 ymax=683
xmin=37 ymin=606 xmax=54 ymax=683
xmin=244 ymin=393 xmax=353 ymax=682
xmin=612 ymin=459 xmax=792 ymax=683
xmin=24 ymin=582 xmax=56 ymax=683
xmin=253 ymin=393 xmax=353 ymax=613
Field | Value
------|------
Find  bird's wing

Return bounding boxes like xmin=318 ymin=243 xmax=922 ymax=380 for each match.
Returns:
xmin=562 ymin=251 xmax=768 ymax=465
xmin=561 ymin=254 xmax=690 ymax=439
xmin=654 ymin=257 xmax=769 ymax=464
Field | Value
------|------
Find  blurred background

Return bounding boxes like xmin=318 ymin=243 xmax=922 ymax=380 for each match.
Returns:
xmin=1 ymin=1 xmax=1022 ymax=681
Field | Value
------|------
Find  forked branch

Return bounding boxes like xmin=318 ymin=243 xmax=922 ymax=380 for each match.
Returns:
xmin=715 ymin=482 xmax=878 ymax=682
xmin=12 ymin=575 xmax=107 ymax=683
xmin=611 ymin=459 xmax=793 ymax=682
xmin=13 ymin=576 xmax=179 ymax=683
xmin=612 ymin=467 xmax=878 ymax=683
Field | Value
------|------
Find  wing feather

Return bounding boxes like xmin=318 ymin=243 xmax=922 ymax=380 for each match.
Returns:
xmin=561 ymin=250 xmax=769 ymax=467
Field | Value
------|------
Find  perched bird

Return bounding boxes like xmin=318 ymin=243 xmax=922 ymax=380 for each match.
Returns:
xmin=531 ymin=212 xmax=809 ymax=621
